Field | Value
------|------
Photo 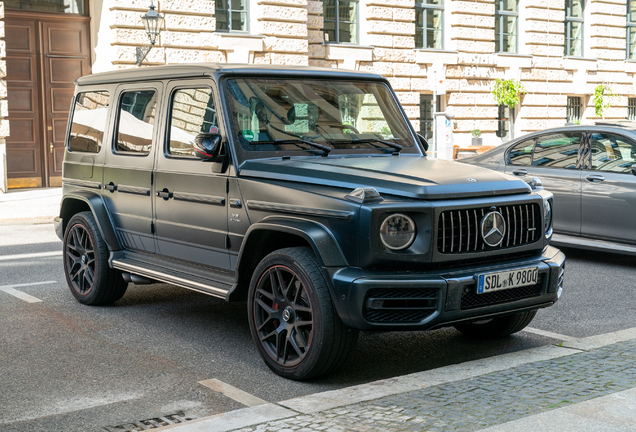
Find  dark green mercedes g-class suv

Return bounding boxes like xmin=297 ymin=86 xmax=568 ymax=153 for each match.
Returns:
xmin=55 ymin=64 xmax=564 ymax=380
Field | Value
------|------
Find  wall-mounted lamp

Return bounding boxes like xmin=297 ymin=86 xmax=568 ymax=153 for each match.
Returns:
xmin=136 ymin=3 xmax=164 ymax=66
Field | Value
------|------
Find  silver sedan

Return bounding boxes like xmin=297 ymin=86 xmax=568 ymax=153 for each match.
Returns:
xmin=460 ymin=124 xmax=636 ymax=255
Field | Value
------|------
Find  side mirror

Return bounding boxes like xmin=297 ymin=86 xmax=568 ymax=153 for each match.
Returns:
xmin=194 ymin=133 xmax=223 ymax=161
xmin=632 ymin=163 xmax=636 ymax=176
xmin=417 ymin=133 xmax=429 ymax=152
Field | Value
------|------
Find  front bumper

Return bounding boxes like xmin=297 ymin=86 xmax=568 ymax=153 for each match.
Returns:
xmin=328 ymin=246 xmax=565 ymax=331
xmin=54 ymin=216 xmax=64 ymax=241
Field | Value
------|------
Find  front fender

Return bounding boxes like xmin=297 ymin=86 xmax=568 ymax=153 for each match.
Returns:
xmin=59 ymin=191 xmax=121 ymax=251
xmin=238 ymin=216 xmax=348 ymax=268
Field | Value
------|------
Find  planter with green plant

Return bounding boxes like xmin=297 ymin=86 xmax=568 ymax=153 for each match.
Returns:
xmin=471 ymin=129 xmax=482 ymax=146
xmin=492 ymin=78 xmax=525 ymax=139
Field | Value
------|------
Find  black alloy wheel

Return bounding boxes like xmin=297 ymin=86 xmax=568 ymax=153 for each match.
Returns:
xmin=248 ymin=247 xmax=359 ymax=380
xmin=65 ymin=223 xmax=96 ymax=295
xmin=63 ymin=212 xmax=128 ymax=305
xmin=253 ymin=265 xmax=314 ymax=367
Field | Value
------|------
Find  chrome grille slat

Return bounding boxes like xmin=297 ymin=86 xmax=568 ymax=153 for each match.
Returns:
xmin=437 ymin=203 xmax=541 ymax=254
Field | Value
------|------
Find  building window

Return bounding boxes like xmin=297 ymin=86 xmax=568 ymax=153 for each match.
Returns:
xmin=567 ymin=96 xmax=582 ymax=124
xmin=628 ymin=98 xmax=636 ymax=120
xmin=628 ymin=1 xmax=636 ymax=60
xmin=415 ymin=1 xmax=443 ymax=49
xmin=564 ymin=0 xmax=584 ymax=56
xmin=215 ymin=0 xmax=248 ymax=32
xmin=323 ymin=0 xmax=359 ymax=44
xmin=495 ymin=0 xmax=518 ymax=53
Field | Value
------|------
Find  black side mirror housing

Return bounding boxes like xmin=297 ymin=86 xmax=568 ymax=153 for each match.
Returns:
xmin=194 ymin=133 xmax=223 ymax=161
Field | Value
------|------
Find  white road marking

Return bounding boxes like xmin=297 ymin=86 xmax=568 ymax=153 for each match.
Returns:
xmin=0 ymin=251 xmax=62 ymax=261
xmin=522 ymin=327 xmax=578 ymax=342
xmin=198 ymin=379 xmax=268 ymax=407
xmin=0 ymin=281 xmax=57 ymax=303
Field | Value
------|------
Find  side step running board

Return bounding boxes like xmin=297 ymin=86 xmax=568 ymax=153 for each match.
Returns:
xmin=112 ymin=258 xmax=233 ymax=299
xmin=551 ymin=234 xmax=636 ymax=256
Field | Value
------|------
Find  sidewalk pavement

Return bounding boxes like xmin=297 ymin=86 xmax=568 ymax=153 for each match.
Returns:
xmin=0 ymin=187 xmax=61 ymax=225
xmin=157 ymin=328 xmax=636 ymax=432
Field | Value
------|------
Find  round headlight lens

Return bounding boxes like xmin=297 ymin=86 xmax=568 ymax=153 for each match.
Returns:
xmin=380 ymin=213 xmax=416 ymax=251
xmin=544 ymin=200 xmax=552 ymax=234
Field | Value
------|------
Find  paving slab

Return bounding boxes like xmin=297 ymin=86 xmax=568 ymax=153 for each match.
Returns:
xmin=0 ymin=188 xmax=61 ymax=225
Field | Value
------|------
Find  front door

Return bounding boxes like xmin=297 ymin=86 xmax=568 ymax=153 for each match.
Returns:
xmin=153 ymin=81 xmax=231 ymax=270
xmin=4 ymin=12 xmax=90 ymax=188
xmin=581 ymin=132 xmax=636 ymax=244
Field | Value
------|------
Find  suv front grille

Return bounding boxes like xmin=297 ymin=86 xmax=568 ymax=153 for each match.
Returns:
xmin=437 ymin=203 xmax=541 ymax=254
xmin=363 ymin=288 xmax=439 ymax=324
xmin=460 ymin=275 xmax=544 ymax=310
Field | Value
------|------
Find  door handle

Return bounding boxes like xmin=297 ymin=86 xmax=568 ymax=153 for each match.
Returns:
xmin=585 ymin=174 xmax=605 ymax=183
xmin=512 ymin=169 xmax=527 ymax=176
xmin=157 ymin=189 xmax=173 ymax=200
xmin=49 ymin=142 xmax=54 ymax=154
xmin=104 ymin=182 xmax=117 ymax=192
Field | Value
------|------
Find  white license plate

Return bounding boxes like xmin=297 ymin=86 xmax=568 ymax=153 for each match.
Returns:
xmin=477 ymin=267 xmax=539 ymax=294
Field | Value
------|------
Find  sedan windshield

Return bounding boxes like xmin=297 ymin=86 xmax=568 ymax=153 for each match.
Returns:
xmin=224 ymin=78 xmax=420 ymax=163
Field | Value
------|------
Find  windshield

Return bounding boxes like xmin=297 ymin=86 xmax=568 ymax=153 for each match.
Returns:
xmin=224 ymin=78 xmax=421 ymax=163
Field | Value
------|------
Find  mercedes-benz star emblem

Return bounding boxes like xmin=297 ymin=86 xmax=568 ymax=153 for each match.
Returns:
xmin=481 ymin=211 xmax=506 ymax=247
xmin=467 ymin=178 xmax=477 ymax=182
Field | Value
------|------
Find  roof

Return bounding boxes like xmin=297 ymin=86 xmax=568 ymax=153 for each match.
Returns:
xmin=76 ymin=63 xmax=384 ymax=86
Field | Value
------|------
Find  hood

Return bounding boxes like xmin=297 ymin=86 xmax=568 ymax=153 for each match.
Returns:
xmin=239 ymin=156 xmax=531 ymax=200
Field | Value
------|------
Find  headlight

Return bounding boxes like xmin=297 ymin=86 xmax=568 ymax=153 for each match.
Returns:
xmin=380 ymin=213 xmax=416 ymax=251
xmin=544 ymin=200 xmax=552 ymax=235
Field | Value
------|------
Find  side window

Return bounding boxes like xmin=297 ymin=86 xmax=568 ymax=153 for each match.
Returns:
xmin=508 ymin=139 xmax=535 ymax=166
xmin=590 ymin=133 xmax=636 ymax=173
xmin=68 ymin=91 xmax=110 ymax=153
xmin=114 ymin=90 xmax=158 ymax=155
xmin=532 ymin=132 xmax=582 ymax=169
xmin=168 ymin=88 xmax=217 ymax=157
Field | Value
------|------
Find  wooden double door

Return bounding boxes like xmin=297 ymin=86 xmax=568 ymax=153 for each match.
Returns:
xmin=5 ymin=12 xmax=91 ymax=188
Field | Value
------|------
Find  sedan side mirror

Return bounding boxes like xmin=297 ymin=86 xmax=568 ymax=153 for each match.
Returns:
xmin=417 ymin=133 xmax=429 ymax=152
xmin=194 ymin=133 xmax=223 ymax=161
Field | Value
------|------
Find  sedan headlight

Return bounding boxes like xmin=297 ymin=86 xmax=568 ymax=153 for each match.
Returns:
xmin=544 ymin=199 xmax=552 ymax=235
xmin=380 ymin=213 xmax=416 ymax=251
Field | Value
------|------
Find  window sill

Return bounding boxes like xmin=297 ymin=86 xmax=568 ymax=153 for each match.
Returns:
xmin=324 ymin=44 xmax=373 ymax=69
xmin=414 ymin=49 xmax=458 ymax=65
xmin=216 ymin=33 xmax=265 ymax=63
xmin=494 ymin=52 xmax=532 ymax=58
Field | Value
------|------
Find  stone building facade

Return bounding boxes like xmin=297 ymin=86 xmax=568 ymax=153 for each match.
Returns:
xmin=1 ymin=0 xmax=635 ymax=190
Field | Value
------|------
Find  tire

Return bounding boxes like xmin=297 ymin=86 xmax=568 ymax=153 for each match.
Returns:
xmin=453 ymin=310 xmax=537 ymax=339
xmin=63 ymin=211 xmax=128 ymax=305
xmin=247 ymin=247 xmax=359 ymax=380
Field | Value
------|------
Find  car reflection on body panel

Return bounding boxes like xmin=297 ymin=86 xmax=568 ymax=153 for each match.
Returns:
xmin=460 ymin=123 xmax=636 ymax=255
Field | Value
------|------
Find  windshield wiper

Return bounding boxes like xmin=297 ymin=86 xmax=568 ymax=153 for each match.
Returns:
xmin=251 ymin=138 xmax=332 ymax=155
xmin=330 ymin=138 xmax=403 ymax=152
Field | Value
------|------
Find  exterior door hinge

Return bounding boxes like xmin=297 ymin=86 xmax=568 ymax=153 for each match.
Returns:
xmin=225 ymin=235 xmax=231 ymax=249
xmin=151 ymin=172 xmax=154 ymax=185
xmin=226 ymin=178 xmax=229 ymax=194
xmin=151 ymin=222 xmax=155 ymax=234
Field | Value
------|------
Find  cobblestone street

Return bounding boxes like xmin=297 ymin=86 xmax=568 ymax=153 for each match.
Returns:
xmin=230 ymin=340 xmax=636 ymax=432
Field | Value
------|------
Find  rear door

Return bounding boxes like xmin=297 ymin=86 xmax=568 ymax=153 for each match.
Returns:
xmin=505 ymin=131 xmax=584 ymax=236
xmin=102 ymin=84 xmax=162 ymax=253
xmin=581 ymin=132 xmax=636 ymax=244
xmin=152 ymin=80 xmax=231 ymax=270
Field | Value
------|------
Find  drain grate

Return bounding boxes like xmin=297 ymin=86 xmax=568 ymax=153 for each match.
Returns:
xmin=103 ymin=411 xmax=194 ymax=431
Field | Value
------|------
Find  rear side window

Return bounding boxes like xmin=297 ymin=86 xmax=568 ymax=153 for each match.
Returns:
xmin=68 ymin=91 xmax=109 ymax=153
xmin=590 ymin=133 xmax=636 ymax=173
xmin=114 ymin=90 xmax=158 ymax=155
xmin=508 ymin=139 xmax=535 ymax=166
xmin=532 ymin=132 xmax=582 ymax=169
xmin=168 ymin=88 xmax=218 ymax=157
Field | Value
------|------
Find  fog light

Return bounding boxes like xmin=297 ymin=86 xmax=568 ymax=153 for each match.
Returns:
xmin=557 ymin=286 xmax=563 ymax=299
